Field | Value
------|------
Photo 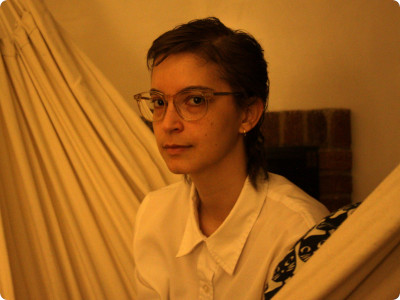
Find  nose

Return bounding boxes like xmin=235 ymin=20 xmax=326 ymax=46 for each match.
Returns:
xmin=159 ymin=101 xmax=183 ymax=133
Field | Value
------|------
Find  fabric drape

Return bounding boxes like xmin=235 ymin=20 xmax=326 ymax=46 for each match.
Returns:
xmin=0 ymin=0 xmax=177 ymax=299
xmin=274 ymin=163 xmax=400 ymax=300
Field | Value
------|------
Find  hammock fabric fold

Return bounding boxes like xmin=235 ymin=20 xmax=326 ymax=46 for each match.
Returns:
xmin=0 ymin=0 xmax=177 ymax=299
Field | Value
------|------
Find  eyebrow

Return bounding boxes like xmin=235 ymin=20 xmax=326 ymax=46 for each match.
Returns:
xmin=150 ymin=85 xmax=213 ymax=94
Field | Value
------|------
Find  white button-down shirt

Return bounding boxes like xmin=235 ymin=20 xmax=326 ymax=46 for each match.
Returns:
xmin=133 ymin=173 xmax=329 ymax=299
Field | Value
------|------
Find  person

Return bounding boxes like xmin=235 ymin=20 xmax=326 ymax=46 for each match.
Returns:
xmin=132 ymin=17 xmax=329 ymax=299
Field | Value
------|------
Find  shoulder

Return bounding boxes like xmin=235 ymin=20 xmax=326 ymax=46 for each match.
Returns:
xmin=133 ymin=180 xmax=191 ymax=294
xmin=254 ymin=173 xmax=329 ymax=280
xmin=141 ymin=179 xmax=189 ymax=207
xmin=135 ymin=179 xmax=190 ymax=232
xmin=264 ymin=173 xmax=329 ymax=228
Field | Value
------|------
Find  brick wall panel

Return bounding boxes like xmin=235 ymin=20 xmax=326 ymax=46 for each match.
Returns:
xmin=283 ymin=111 xmax=304 ymax=146
xmin=262 ymin=112 xmax=280 ymax=147
xmin=307 ymin=110 xmax=328 ymax=147
xmin=330 ymin=110 xmax=351 ymax=148
xmin=319 ymin=149 xmax=352 ymax=170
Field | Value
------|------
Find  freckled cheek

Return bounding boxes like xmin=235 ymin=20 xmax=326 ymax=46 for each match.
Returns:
xmin=202 ymin=131 xmax=221 ymax=148
xmin=153 ymin=131 xmax=161 ymax=142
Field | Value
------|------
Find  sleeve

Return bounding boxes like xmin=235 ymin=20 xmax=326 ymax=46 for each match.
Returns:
xmin=133 ymin=266 xmax=163 ymax=300
xmin=262 ymin=195 xmax=330 ymax=283
xmin=132 ymin=196 xmax=162 ymax=299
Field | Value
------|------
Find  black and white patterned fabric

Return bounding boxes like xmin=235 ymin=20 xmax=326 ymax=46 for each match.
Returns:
xmin=264 ymin=202 xmax=361 ymax=299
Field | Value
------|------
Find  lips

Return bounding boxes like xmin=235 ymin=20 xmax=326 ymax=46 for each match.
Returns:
xmin=163 ymin=144 xmax=192 ymax=155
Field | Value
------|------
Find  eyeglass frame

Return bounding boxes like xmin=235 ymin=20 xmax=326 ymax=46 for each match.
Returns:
xmin=133 ymin=87 xmax=244 ymax=122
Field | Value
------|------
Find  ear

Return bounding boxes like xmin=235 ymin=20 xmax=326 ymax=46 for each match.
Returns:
xmin=240 ymin=98 xmax=265 ymax=133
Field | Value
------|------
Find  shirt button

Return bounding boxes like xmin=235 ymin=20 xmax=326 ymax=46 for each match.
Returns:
xmin=203 ymin=285 xmax=209 ymax=293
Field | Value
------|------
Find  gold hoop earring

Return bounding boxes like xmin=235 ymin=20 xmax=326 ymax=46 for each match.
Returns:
xmin=243 ymin=129 xmax=247 ymax=137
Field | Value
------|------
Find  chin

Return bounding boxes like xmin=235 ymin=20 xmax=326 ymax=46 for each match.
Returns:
xmin=166 ymin=161 xmax=203 ymax=176
xmin=168 ymin=168 xmax=186 ymax=175
xmin=162 ymin=155 xmax=193 ymax=174
xmin=165 ymin=162 xmax=191 ymax=175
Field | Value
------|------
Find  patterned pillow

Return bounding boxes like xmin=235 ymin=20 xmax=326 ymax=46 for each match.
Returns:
xmin=264 ymin=202 xmax=361 ymax=299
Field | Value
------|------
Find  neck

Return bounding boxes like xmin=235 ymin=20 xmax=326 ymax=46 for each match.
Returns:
xmin=189 ymin=144 xmax=247 ymax=236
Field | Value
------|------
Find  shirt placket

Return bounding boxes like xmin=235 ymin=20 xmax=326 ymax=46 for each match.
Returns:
xmin=197 ymin=243 xmax=216 ymax=300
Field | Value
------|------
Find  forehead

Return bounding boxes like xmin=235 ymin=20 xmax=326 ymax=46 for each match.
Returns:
xmin=151 ymin=53 xmax=229 ymax=93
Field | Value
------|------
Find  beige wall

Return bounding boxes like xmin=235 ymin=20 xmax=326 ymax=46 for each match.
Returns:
xmin=45 ymin=0 xmax=400 ymax=203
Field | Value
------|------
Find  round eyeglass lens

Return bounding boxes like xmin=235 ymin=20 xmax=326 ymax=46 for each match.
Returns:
xmin=175 ymin=91 xmax=208 ymax=121
xmin=136 ymin=92 xmax=162 ymax=122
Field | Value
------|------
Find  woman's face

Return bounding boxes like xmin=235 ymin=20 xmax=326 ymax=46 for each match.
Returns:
xmin=151 ymin=52 xmax=246 ymax=178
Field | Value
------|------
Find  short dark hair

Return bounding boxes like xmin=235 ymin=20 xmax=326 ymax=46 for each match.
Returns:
xmin=147 ymin=17 xmax=270 ymax=187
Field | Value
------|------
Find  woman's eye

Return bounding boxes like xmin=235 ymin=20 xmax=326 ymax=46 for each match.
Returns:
xmin=187 ymin=95 xmax=205 ymax=105
xmin=151 ymin=97 xmax=165 ymax=108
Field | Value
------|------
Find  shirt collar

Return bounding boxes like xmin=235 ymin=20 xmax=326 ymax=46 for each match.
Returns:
xmin=176 ymin=176 xmax=269 ymax=275
xmin=176 ymin=183 xmax=205 ymax=257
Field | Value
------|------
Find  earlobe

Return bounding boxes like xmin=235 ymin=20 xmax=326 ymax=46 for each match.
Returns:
xmin=240 ymin=98 xmax=265 ymax=133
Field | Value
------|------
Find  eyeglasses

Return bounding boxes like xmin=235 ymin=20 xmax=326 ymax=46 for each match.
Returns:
xmin=133 ymin=88 xmax=243 ymax=122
